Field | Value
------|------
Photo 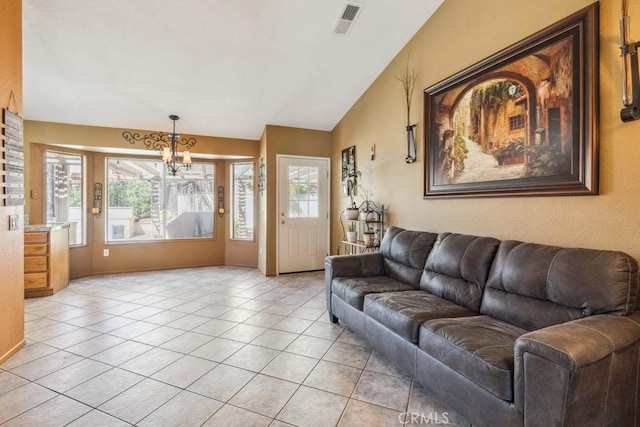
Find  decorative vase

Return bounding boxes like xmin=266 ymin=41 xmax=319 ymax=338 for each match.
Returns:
xmin=346 ymin=231 xmax=357 ymax=242
xmin=406 ymin=124 xmax=416 ymax=163
xmin=345 ymin=208 xmax=359 ymax=220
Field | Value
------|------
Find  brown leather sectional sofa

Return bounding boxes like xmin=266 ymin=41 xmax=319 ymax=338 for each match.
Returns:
xmin=325 ymin=226 xmax=640 ymax=426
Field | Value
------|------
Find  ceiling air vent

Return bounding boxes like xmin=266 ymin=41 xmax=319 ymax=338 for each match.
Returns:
xmin=333 ymin=3 xmax=361 ymax=36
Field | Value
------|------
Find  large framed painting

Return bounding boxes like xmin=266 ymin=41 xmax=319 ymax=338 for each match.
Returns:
xmin=423 ymin=4 xmax=598 ymax=198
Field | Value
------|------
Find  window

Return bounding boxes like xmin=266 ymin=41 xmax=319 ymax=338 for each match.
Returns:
xmin=231 ymin=162 xmax=254 ymax=240
xmin=509 ymin=114 xmax=525 ymax=132
xmin=288 ymin=165 xmax=319 ymax=218
xmin=45 ymin=151 xmax=85 ymax=245
xmin=106 ymin=158 xmax=214 ymax=242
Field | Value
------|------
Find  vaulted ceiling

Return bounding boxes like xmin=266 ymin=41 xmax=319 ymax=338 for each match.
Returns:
xmin=23 ymin=0 xmax=444 ymax=140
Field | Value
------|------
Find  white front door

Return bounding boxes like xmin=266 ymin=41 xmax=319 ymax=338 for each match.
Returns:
xmin=277 ymin=156 xmax=330 ymax=274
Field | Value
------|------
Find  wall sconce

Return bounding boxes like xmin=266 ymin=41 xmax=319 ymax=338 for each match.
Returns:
xmin=620 ymin=0 xmax=640 ymax=122
xmin=217 ymin=185 xmax=225 ymax=217
xmin=92 ymin=183 xmax=102 ymax=218
xmin=257 ymin=158 xmax=266 ymax=195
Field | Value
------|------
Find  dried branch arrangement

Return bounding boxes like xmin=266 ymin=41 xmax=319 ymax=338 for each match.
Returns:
xmin=396 ymin=54 xmax=418 ymax=126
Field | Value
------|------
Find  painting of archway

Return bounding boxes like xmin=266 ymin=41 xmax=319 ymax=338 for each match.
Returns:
xmin=424 ymin=4 xmax=598 ymax=198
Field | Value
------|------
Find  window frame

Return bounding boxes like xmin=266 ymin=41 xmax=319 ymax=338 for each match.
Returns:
xmin=286 ymin=163 xmax=320 ymax=219
xmin=509 ymin=114 xmax=525 ymax=132
xmin=44 ymin=150 xmax=87 ymax=247
xmin=105 ymin=157 xmax=215 ymax=243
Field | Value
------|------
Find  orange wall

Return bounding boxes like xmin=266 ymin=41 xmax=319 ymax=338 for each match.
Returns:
xmin=332 ymin=0 xmax=640 ymax=261
xmin=0 ymin=0 xmax=25 ymax=363
xmin=25 ymin=120 xmax=260 ymax=276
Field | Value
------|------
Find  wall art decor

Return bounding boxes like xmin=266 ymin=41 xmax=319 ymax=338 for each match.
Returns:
xmin=397 ymin=54 xmax=418 ymax=163
xmin=341 ymin=145 xmax=357 ymax=197
xmin=423 ymin=4 xmax=598 ymax=198
xmin=1 ymin=108 xmax=25 ymax=206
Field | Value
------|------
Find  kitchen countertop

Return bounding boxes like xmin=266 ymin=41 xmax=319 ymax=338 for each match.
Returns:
xmin=24 ymin=223 xmax=71 ymax=232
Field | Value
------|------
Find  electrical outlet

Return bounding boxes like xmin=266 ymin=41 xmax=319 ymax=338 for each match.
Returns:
xmin=103 ymin=249 xmax=110 ymax=257
xmin=8 ymin=214 xmax=19 ymax=231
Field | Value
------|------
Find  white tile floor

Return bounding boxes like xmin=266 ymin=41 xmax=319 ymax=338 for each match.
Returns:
xmin=0 ymin=266 xmax=469 ymax=426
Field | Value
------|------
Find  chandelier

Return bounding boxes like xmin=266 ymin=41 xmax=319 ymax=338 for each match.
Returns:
xmin=122 ymin=115 xmax=196 ymax=175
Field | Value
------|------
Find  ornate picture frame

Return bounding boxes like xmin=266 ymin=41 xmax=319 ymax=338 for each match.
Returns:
xmin=423 ymin=4 xmax=598 ymax=198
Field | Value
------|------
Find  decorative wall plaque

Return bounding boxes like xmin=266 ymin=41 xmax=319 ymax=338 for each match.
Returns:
xmin=2 ymin=109 xmax=25 ymax=206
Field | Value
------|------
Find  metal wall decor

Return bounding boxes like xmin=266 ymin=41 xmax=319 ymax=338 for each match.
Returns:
xmin=397 ymin=55 xmax=418 ymax=163
xmin=217 ymin=186 xmax=225 ymax=217
xmin=1 ymin=108 xmax=25 ymax=206
xmin=257 ymin=158 xmax=266 ymax=195
xmin=406 ymin=125 xmax=416 ymax=163
xmin=620 ymin=0 xmax=640 ymax=122
xmin=122 ymin=115 xmax=196 ymax=175
xmin=92 ymin=183 xmax=102 ymax=218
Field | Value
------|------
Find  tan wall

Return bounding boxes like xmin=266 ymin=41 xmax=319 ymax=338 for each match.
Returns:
xmin=262 ymin=125 xmax=332 ymax=275
xmin=332 ymin=0 xmax=640 ymax=261
xmin=0 ymin=0 xmax=25 ymax=363
xmin=24 ymin=120 xmax=260 ymax=276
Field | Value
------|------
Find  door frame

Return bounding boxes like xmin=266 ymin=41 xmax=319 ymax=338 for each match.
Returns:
xmin=276 ymin=154 xmax=331 ymax=275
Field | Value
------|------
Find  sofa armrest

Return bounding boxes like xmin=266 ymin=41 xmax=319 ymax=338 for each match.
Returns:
xmin=325 ymin=253 xmax=384 ymax=280
xmin=325 ymin=253 xmax=384 ymax=322
xmin=514 ymin=312 xmax=640 ymax=426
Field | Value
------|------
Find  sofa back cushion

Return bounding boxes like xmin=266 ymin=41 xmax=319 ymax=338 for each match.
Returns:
xmin=481 ymin=240 xmax=639 ymax=331
xmin=380 ymin=226 xmax=438 ymax=288
xmin=419 ymin=233 xmax=500 ymax=311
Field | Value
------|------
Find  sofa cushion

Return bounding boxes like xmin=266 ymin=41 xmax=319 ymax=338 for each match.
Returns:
xmin=419 ymin=315 xmax=527 ymax=401
xmin=481 ymin=240 xmax=640 ymax=331
xmin=419 ymin=233 xmax=500 ymax=311
xmin=380 ymin=227 xmax=439 ymax=288
xmin=364 ymin=290 xmax=475 ymax=343
xmin=332 ymin=276 xmax=414 ymax=311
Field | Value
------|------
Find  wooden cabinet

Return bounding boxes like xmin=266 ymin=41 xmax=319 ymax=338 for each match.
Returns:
xmin=24 ymin=226 xmax=70 ymax=298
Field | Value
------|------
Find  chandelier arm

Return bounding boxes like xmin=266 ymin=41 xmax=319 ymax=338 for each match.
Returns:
xmin=167 ymin=162 xmax=179 ymax=176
